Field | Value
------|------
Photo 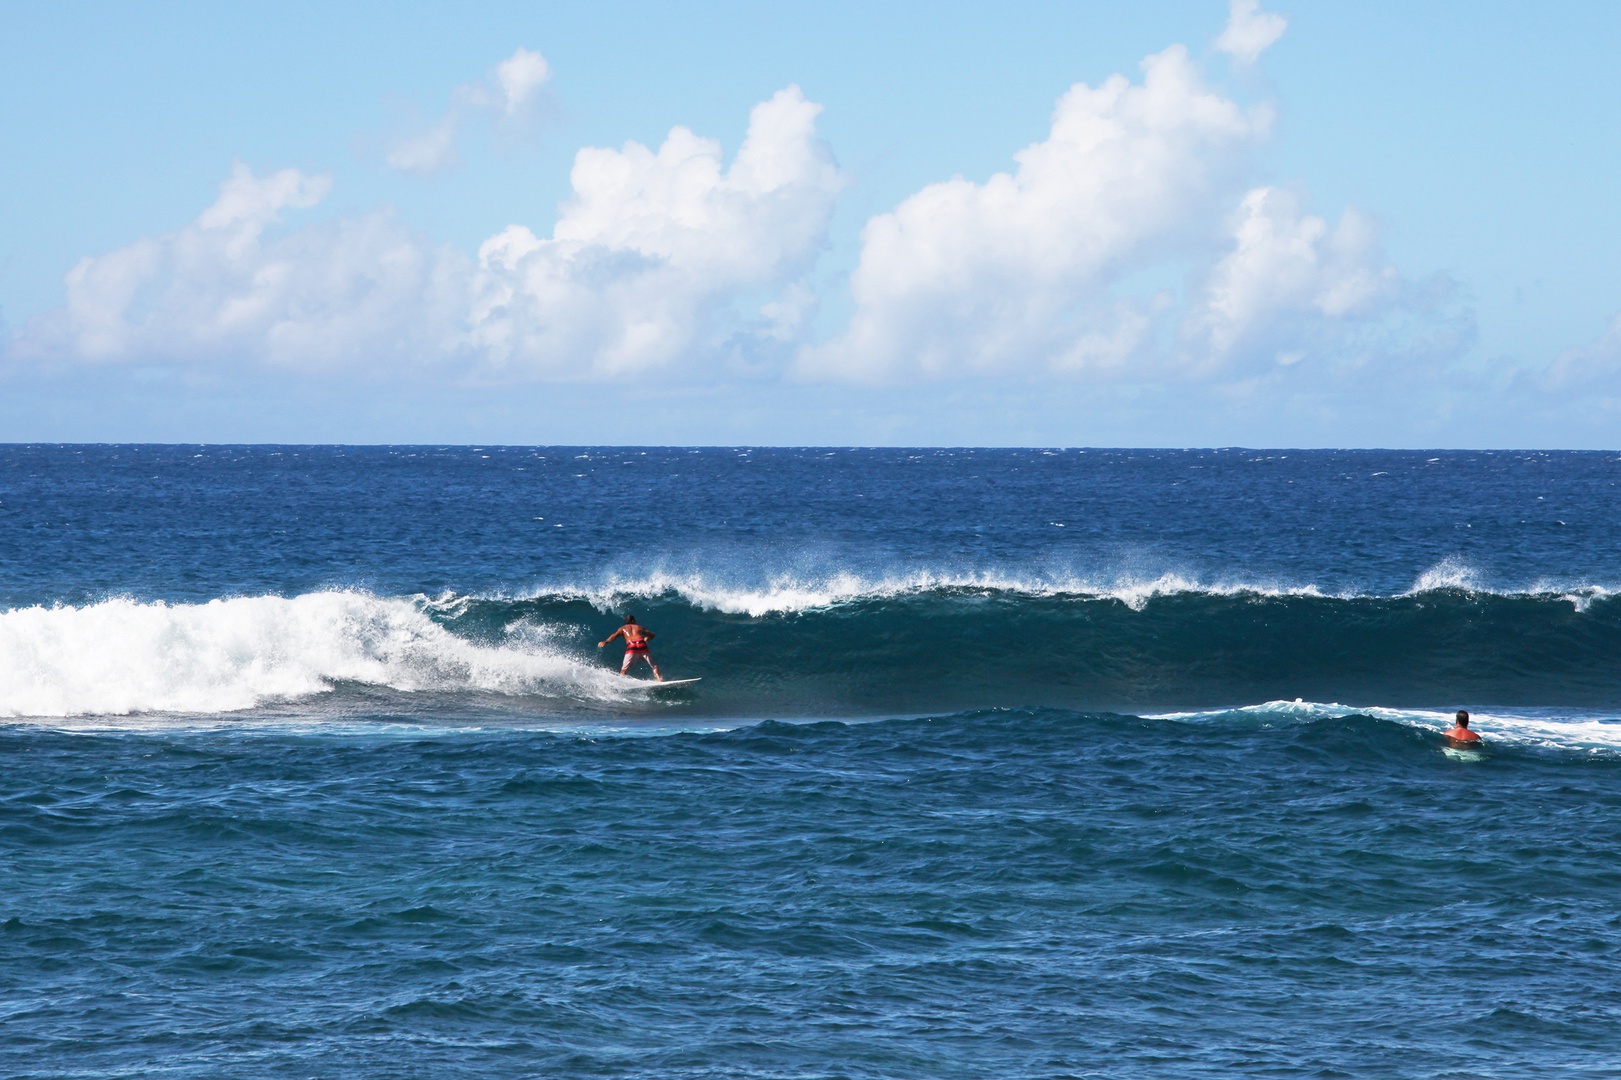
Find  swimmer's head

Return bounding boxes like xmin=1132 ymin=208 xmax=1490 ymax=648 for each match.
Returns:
xmin=1455 ymin=710 xmax=1470 ymax=727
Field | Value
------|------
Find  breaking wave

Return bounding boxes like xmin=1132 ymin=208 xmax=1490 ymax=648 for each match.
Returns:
xmin=6 ymin=560 xmax=1621 ymax=721
xmin=0 ymin=592 xmax=633 ymax=718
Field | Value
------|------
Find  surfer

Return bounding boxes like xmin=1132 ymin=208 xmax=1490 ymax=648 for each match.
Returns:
xmin=1444 ymin=710 xmax=1482 ymax=745
xmin=599 ymin=615 xmax=663 ymax=681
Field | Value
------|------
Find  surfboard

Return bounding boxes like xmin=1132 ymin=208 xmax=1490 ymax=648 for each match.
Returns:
xmin=627 ymin=677 xmax=702 ymax=689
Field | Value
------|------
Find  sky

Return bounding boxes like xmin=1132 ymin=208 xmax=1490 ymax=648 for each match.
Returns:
xmin=2 ymin=0 xmax=1620 ymax=447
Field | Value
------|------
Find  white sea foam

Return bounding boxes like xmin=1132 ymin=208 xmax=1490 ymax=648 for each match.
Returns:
xmin=1150 ymin=700 xmax=1621 ymax=753
xmin=0 ymin=592 xmax=635 ymax=719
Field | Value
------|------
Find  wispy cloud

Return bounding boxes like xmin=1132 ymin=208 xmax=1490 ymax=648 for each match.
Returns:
xmin=384 ymin=46 xmax=554 ymax=175
xmin=385 ymin=113 xmax=461 ymax=174
xmin=1541 ymin=314 xmax=1621 ymax=389
xmin=1214 ymin=0 xmax=1288 ymax=66
xmin=492 ymin=47 xmax=551 ymax=117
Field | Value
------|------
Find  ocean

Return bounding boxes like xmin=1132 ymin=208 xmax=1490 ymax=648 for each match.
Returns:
xmin=3 ymin=445 xmax=1620 ymax=1078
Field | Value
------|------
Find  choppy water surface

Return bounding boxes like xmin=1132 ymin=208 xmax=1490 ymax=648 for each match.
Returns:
xmin=4 ymin=446 xmax=1621 ymax=1077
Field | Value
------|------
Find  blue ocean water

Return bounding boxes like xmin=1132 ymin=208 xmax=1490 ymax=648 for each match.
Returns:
xmin=4 ymin=446 xmax=1621 ymax=1077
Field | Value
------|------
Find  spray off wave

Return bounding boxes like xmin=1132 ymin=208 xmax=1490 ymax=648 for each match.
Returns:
xmin=528 ymin=560 xmax=1621 ymax=616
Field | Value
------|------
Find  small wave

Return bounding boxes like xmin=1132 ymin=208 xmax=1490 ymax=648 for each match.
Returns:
xmin=0 ymin=592 xmax=640 ymax=718
xmin=1530 ymin=580 xmax=1619 ymax=614
xmin=1150 ymin=700 xmax=1621 ymax=753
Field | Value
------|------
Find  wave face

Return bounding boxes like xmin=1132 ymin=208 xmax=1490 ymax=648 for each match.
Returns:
xmin=440 ymin=580 xmax=1621 ymax=714
xmin=9 ymin=578 xmax=1621 ymax=722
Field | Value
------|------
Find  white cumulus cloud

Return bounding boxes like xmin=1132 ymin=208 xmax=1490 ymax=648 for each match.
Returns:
xmin=796 ymin=28 xmax=1434 ymax=388
xmin=15 ymin=88 xmax=841 ymax=381
xmin=493 ymin=47 xmax=552 ymax=116
xmin=1214 ymin=0 xmax=1288 ymax=66
xmin=12 ymin=162 xmax=469 ymax=369
xmin=798 ymin=45 xmax=1270 ymax=381
xmin=468 ymin=85 xmax=843 ymax=376
xmin=11 ymin=26 xmax=1452 ymax=400
xmin=1189 ymin=186 xmax=1397 ymax=365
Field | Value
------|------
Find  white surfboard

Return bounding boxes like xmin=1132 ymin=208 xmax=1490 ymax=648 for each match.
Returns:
xmin=626 ymin=677 xmax=702 ymax=689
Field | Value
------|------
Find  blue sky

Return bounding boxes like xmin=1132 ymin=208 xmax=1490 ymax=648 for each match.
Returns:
xmin=2 ymin=0 xmax=1619 ymax=446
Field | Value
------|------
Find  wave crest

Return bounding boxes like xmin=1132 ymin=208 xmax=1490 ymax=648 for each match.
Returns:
xmin=529 ymin=569 xmax=1332 ymax=616
xmin=519 ymin=560 xmax=1621 ymax=617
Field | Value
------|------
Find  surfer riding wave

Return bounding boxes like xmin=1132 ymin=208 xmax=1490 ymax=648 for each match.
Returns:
xmin=599 ymin=615 xmax=663 ymax=681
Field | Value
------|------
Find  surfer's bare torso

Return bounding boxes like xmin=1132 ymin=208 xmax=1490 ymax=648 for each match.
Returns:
xmin=599 ymin=619 xmax=662 ymax=680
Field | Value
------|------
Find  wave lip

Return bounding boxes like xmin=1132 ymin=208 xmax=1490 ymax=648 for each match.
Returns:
xmin=526 ymin=559 xmax=1621 ymax=617
xmin=1400 ymin=558 xmax=1620 ymax=611
xmin=525 ymin=568 xmax=1334 ymax=616
xmin=0 ymin=591 xmax=637 ymax=719
xmin=1405 ymin=556 xmax=1487 ymax=595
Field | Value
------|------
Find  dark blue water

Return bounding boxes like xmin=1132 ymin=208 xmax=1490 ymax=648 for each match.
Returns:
xmin=3 ymin=447 xmax=1621 ymax=1077
xmin=2 ymin=446 xmax=1613 ymax=606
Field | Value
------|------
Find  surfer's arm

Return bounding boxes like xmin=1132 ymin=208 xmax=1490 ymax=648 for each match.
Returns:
xmin=598 ymin=628 xmax=625 ymax=647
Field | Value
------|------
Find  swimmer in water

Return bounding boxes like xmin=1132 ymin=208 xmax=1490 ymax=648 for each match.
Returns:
xmin=1444 ymin=710 xmax=1482 ymax=745
xmin=599 ymin=614 xmax=663 ymax=681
